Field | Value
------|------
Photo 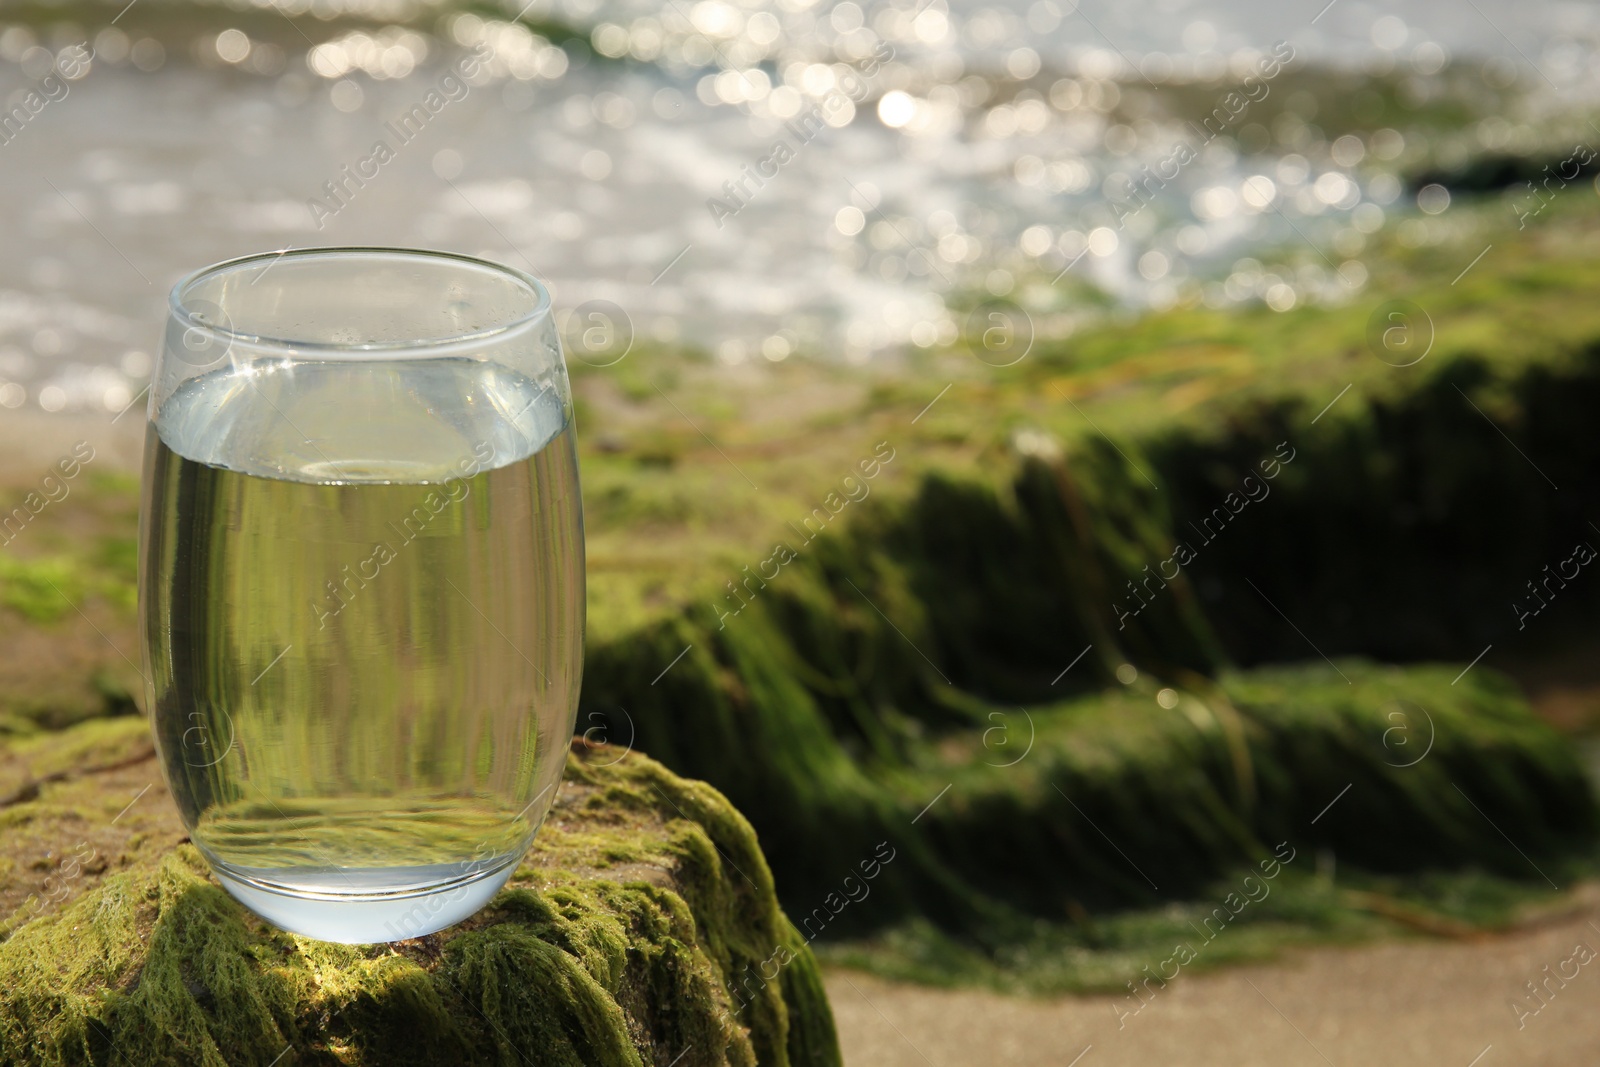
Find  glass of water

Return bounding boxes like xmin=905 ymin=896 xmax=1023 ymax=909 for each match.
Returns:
xmin=139 ymin=248 xmax=584 ymax=943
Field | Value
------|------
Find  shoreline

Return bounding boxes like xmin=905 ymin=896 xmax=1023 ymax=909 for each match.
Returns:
xmin=828 ymin=904 xmax=1600 ymax=1066
xmin=0 ymin=410 xmax=146 ymax=486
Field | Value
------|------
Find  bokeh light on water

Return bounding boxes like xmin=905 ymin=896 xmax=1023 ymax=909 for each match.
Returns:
xmin=1 ymin=0 xmax=1599 ymax=410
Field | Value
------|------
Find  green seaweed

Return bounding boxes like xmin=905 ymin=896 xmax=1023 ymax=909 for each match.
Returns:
xmin=0 ymin=734 xmax=843 ymax=1067
xmin=815 ymin=859 xmax=1583 ymax=996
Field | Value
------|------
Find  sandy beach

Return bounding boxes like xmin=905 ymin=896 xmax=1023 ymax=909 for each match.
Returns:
xmin=0 ymin=409 xmax=146 ymax=483
xmin=828 ymin=909 xmax=1600 ymax=1066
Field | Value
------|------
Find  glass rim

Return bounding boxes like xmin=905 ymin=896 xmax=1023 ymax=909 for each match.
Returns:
xmin=168 ymin=246 xmax=552 ymax=354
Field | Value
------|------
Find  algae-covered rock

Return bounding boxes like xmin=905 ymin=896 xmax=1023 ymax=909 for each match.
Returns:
xmin=0 ymin=720 xmax=841 ymax=1067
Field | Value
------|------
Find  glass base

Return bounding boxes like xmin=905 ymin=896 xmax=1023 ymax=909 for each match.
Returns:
xmin=210 ymin=853 xmax=522 ymax=943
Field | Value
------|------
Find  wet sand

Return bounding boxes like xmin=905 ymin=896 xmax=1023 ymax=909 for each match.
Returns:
xmin=0 ymin=409 xmax=146 ymax=483
xmin=827 ymin=909 xmax=1600 ymax=1066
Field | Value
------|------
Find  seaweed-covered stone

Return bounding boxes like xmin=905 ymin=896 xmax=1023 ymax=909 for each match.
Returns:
xmin=0 ymin=719 xmax=841 ymax=1066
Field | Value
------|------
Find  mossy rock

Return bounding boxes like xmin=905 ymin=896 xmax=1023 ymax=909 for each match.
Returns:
xmin=0 ymin=719 xmax=841 ymax=1067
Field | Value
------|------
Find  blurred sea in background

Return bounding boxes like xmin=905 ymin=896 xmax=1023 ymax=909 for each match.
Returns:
xmin=0 ymin=0 xmax=1598 ymax=412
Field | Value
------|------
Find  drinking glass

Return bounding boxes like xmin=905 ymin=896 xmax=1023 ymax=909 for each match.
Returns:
xmin=139 ymin=248 xmax=584 ymax=943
